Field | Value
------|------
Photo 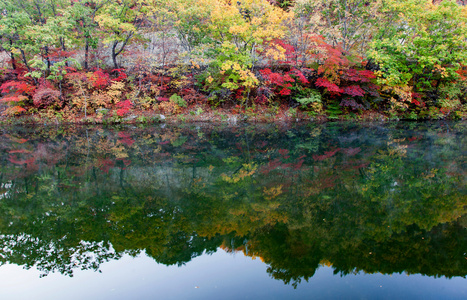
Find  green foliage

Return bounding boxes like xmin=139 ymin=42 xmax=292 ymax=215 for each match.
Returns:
xmin=325 ymin=100 xmax=342 ymax=119
xmin=293 ymin=0 xmax=382 ymax=55
xmin=369 ymin=0 xmax=467 ymax=93
xmin=27 ymin=57 xmax=80 ymax=81
xmin=169 ymin=93 xmax=187 ymax=108
xmin=204 ymin=42 xmax=258 ymax=94
xmin=296 ymin=89 xmax=322 ymax=110
xmin=95 ymin=0 xmax=148 ymax=68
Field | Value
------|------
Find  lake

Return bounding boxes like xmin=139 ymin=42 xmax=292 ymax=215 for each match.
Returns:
xmin=0 ymin=121 xmax=465 ymax=299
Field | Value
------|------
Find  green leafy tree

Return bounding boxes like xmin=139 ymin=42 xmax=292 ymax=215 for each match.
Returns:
xmin=369 ymin=0 xmax=467 ymax=103
xmin=95 ymin=0 xmax=148 ymax=68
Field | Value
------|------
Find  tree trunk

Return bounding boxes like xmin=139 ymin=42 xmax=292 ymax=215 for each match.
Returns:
xmin=10 ymin=52 xmax=17 ymax=70
xmin=112 ymin=41 xmax=119 ymax=69
xmin=85 ymin=40 xmax=89 ymax=70
xmin=9 ymin=40 xmax=16 ymax=70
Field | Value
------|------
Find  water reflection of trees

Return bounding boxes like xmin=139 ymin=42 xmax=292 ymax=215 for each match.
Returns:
xmin=0 ymin=122 xmax=465 ymax=285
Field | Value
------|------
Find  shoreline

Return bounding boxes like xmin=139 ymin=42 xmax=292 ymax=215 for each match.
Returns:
xmin=1 ymin=104 xmax=462 ymax=126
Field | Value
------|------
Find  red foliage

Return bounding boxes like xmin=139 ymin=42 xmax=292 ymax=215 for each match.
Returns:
xmin=0 ymin=81 xmax=35 ymax=95
xmin=315 ymin=77 xmax=342 ymax=94
xmin=65 ymin=70 xmax=88 ymax=82
xmin=440 ymin=107 xmax=450 ymax=114
xmin=47 ymin=49 xmax=76 ymax=60
xmin=33 ymin=85 xmax=62 ymax=108
xmin=259 ymin=68 xmax=309 ymax=97
xmin=64 ymin=66 xmax=78 ymax=73
xmin=112 ymin=69 xmax=127 ymax=81
xmin=317 ymin=44 xmax=348 ymax=78
xmin=88 ymin=69 xmax=110 ymax=89
xmin=116 ymin=158 xmax=132 ymax=169
xmin=4 ymin=134 xmax=29 ymax=144
xmin=261 ymin=158 xmax=282 ymax=174
xmin=358 ymin=70 xmax=376 ymax=81
xmin=255 ymin=94 xmax=269 ymax=105
xmin=261 ymin=39 xmax=297 ymax=65
xmin=9 ymin=106 xmax=27 ymax=114
xmin=8 ymin=149 xmax=31 ymax=154
xmin=116 ymin=100 xmax=133 ymax=117
xmin=342 ymin=85 xmax=365 ymax=97
xmin=1 ymin=95 xmax=28 ymax=102
xmin=282 ymin=74 xmax=295 ymax=83
xmin=455 ymin=64 xmax=467 ymax=81
xmin=235 ymin=87 xmax=244 ymax=99
xmin=279 ymin=87 xmax=291 ymax=96
xmin=278 ymin=149 xmax=288 ymax=155
xmin=180 ymin=88 xmax=205 ymax=104
xmin=342 ymin=68 xmax=361 ymax=82
xmin=289 ymin=68 xmax=309 ymax=84
xmin=410 ymin=92 xmax=425 ymax=107
xmin=340 ymin=98 xmax=365 ymax=110
xmin=341 ymin=69 xmax=375 ymax=83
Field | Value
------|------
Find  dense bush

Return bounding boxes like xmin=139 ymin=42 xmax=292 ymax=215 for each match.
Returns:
xmin=0 ymin=0 xmax=466 ymax=120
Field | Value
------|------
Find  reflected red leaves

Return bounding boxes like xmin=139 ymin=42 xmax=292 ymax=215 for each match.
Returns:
xmin=313 ymin=149 xmax=340 ymax=161
xmin=99 ymin=159 xmax=114 ymax=173
xmin=255 ymin=141 xmax=268 ymax=149
xmin=312 ymin=147 xmax=361 ymax=161
xmin=278 ymin=148 xmax=290 ymax=159
xmin=8 ymin=149 xmax=31 ymax=154
xmin=260 ymin=153 xmax=307 ymax=174
xmin=7 ymin=156 xmax=36 ymax=167
xmin=118 ymin=132 xmax=135 ymax=146
xmin=341 ymin=147 xmax=361 ymax=156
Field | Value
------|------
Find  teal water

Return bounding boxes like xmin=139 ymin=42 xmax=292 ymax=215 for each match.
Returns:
xmin=0 ymin=121 xmax=466 ymax=299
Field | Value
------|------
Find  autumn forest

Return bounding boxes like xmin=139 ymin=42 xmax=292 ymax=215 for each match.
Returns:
xmin=1 ymin=0 xmax=467 ymax=123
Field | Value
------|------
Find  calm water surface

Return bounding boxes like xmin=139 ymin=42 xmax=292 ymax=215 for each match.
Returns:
xmin=0 ymin=121 xmax=465 ymax=299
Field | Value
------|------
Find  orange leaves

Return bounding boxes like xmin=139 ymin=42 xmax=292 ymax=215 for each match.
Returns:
xmin=3 ymin=106 xmax=27 ymax=116
xmin=0 ymin=80 xmax=34 ymax=114
xmin=0 ymin=95 xmax=28 ymax=102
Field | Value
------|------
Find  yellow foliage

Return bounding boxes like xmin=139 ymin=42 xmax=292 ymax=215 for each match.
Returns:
xmin=263 ymin=185 xmax=283 ymax=201
xmin=157 ymin=101 xmax=180 ymax=115
xmin=107 ymin=81 xmax=125 ymax=103
xmin=90 ymin=91 xmax=112 ymax=108
xmin=221 ymin=163 xmax=257 ymax=183
xmin=209 ymin=0 xmax=291 ymax=47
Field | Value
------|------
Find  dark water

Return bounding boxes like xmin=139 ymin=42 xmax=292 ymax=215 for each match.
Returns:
xmin=0 ymin=121 xmax=466 ymax=299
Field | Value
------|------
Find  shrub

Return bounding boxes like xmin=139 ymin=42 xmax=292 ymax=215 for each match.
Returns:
xmin=32 ymin=87 xmax=62 ymax=109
